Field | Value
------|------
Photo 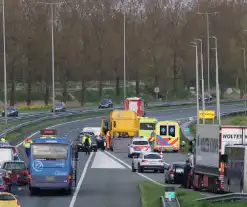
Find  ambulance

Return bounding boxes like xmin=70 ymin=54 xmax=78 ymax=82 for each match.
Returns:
xmin=153 ymin=121 xmax=180 ymax=152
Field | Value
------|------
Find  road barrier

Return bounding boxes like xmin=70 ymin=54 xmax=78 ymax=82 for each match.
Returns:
xmin=196 ymin=193 xmax=247 ymax=203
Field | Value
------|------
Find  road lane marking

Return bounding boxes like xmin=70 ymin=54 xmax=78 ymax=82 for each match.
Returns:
xmin=91 ymin=151 xmax=125 ymax=169
xmin=104 ymin=151 xmax=164 ymax=187
xmin=69 ymin=152 xmax=94 ymax=207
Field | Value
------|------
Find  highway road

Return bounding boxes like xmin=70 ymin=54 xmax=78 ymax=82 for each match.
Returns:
xmin=8 ymin=102 xmax=247 ymax=207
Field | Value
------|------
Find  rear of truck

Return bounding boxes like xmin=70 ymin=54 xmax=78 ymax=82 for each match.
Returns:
xmin=193 ymin=124 xmax=224 ymax=192
xmin=193 ymin=125 xmax=244 ymax=193
xmin=110 ymin=110 xmax=139 ymax=152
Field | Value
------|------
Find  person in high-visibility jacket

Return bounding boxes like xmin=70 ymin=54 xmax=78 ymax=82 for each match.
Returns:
xmin=23 ymin=137 xmax=33 ymax=158
xmin=0 ymin=137 xmax=7 ymax=142
xmin=106 ymin=130 xmax=111 ymax=150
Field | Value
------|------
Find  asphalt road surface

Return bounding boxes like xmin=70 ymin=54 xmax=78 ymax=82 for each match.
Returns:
xmin=11 ymin=103 xmax=247 ymax=207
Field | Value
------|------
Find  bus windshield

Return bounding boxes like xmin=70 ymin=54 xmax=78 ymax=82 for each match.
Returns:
xmin=32 ymin=143 xmax=68 ymax=160
xmin=140 ymin=123 xmax=155 ymax=130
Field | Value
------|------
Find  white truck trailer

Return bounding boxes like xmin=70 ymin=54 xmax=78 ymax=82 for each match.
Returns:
xmin=193 ymin=124 xmax=247 ymax=193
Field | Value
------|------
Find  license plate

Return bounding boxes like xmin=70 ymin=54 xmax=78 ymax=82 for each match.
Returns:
xmin=150 ymin=161 xmax=157 ymax=164
xmin=46 ymin=176 xmax=55 ymax=181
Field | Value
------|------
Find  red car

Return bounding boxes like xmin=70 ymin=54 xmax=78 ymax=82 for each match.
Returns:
xmin=1 ymin=161 xmax=28 ymax=186
xmin=0 ymin=169 xmax=11 ymax=191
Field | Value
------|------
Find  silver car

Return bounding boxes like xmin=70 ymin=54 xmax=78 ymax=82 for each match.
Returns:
xmin=131 ymin=152 xmax=164 ymax=173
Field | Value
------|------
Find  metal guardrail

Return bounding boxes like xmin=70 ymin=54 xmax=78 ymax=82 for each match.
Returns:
xmin=181 ymin=108 xmax=247 ymax=141
xmin=196 ymin=193 xmax=247 ymax=203
xmin=160 ymin=196 xmax=180 ymax=207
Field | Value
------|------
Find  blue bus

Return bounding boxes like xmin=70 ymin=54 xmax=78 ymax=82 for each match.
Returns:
xmin=28 ymin=137 xmax=78 ymax=195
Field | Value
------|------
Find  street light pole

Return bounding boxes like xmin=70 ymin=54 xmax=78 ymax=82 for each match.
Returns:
xmin=38 ymin=2 xmax=63 ymax=116
xmin=191 ymin=42 xmax=200 ymax=125
xmin=241 ymin=48 xmax=246 ymax=93
xmin=195 ymin=38 xmax=205 ymax=124
xmin=211 ymin=36 xmax=220 ymax=125
xmin=2 ymin=0 xmax=7 ymax=124
xmin=197 ymin=12 xmax=219 ymax=95
xmin=123 ymin=4 xmax=126 ymax=100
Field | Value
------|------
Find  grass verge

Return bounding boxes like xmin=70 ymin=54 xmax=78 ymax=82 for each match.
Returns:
xmin=6 ymin=111 xmax=108 ymax=142
xmin=139 ymin=181 xmax=247 ymax=207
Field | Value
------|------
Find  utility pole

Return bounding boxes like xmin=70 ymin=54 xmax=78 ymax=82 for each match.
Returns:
xmin=123 ymin=3 xmax=126 ymax=100
xmin=241 ymin=48 xmax=247 ymax=94
xmin=211 ymin=36 xmax=220 ymax=125
xmin=195 ymin=38 xmax=205 ymax=124
xmin=197 ymin=12 xmax=219 ymax=95
xmin=38 ymin=2 xmax=64 ymax=116
xmin=2 ymin=0 xmax=7 ymax=124
xmin=191 ymin=42 xmax=200 ymax=125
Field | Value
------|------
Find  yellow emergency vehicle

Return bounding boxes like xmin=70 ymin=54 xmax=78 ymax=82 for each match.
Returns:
xmin=101 ymin=110 xmax=139 ymax=150
xmin=138 ymin=117 xmax=157 ymax=139
xmin=154 ymin=121 xmax=180 ymax=152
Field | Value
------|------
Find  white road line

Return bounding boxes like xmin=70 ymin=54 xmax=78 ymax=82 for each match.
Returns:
xmin=69 ymin=152 xmax=94 ymax=207
xmin=91 ymin=151 xmax=125 ymax=169
xmin=104 ymin=151 xmax=164 ymax=187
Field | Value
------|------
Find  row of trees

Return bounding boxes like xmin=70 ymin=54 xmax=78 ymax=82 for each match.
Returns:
xmin=0 ymin=0 xmax=246 ymax=105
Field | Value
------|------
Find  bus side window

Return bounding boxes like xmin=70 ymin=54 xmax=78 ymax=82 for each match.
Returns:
xmin=168 ymin=125 xmax=176 ymax=137
xmin=160 ymin=125 xmax=167 ymax=136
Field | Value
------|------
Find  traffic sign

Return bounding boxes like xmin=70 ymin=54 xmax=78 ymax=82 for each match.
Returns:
xmin=199 ymin=110 xmax=215 ymax=119
xmin=185 ymin=128 xmax=190 ymax=133
xmin=154 ymin=87 xmax=159 ymax=93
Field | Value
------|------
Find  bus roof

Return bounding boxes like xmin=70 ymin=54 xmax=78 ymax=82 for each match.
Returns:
xmin=33 ymin=137 xmax=71 ymax=144
xmin=139 ymin=117 xmax=157 ymax=123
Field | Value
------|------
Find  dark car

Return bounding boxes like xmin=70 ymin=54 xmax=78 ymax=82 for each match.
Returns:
xmin=99 ymin=99 xmax=113 ymax=109
xmin=75 ymin=134 xmax=97 ymax=152
xmin=1 ymin=161 xmax=28 ymax=186
xmin=199 ymin=94 xmax=212 ymax=103
xmin=2 ymin=107 xmax=18 ymax=117
xmin=164 ymin=162 xmax=186 ymax=184
xmin=51 ymin=102 xmax=66 ymax=112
